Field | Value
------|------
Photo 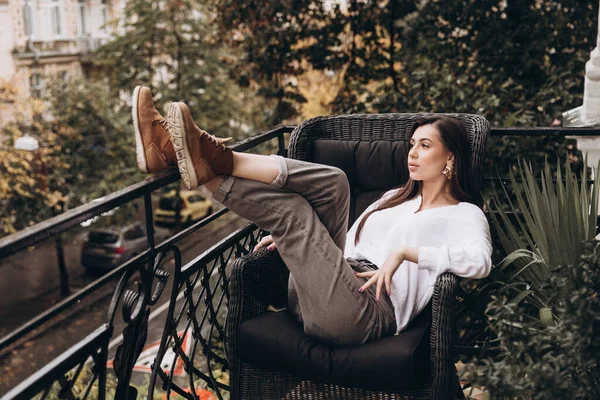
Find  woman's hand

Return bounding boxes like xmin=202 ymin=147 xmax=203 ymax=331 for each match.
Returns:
xmin=253 ymin=235 xmax=277 ymax=252
xmin=355 ymin=250 xmax=405 ymax=301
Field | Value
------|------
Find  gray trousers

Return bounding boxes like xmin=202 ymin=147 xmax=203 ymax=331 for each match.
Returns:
xmin=213 ymin=155 xmax=396 ymax=345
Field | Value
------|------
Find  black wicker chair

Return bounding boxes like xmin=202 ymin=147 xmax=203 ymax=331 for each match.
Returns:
xmin=226 ymin=113 xmax=490 ymax=400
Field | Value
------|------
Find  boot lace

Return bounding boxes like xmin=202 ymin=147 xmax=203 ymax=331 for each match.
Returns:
xmin=202 ymin=130 xmax=229 ymax=151
xmin=152 ymin=119 xmax=169 ymax=131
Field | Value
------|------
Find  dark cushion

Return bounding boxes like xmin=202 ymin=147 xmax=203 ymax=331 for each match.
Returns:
xmin=237 ymin=305 xmax=431 ymax=391
xmin=313 ymin=139 xmax=409 ymax=225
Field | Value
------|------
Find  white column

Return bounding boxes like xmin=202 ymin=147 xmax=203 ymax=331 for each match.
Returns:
xmin=573 ymin=138 xmax=600 ymax=179
xmin=564 ymin=2 xmax=600 ymax=222
xmin=582 ymin=4 xmax=600 ymax=124
xmin=563 ymin=1 xmax=600 ymax=127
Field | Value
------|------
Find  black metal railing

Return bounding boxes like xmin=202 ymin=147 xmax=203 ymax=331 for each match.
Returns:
xmin=0 ymin=124 xmax=292 ymax=400
xmin=1 ymin=124 xmax=600 ymax=400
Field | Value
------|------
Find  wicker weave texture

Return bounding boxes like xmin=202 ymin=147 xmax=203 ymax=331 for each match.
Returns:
xmin=239 ymin=363 xmax=433 ymax=400
xmin=288 ymin=113 xmax=489 ymax=193
xmin=431 ymin=273 xmax=460 ymax=400
xmin=227 ymin=248 xmax=289 ymax=399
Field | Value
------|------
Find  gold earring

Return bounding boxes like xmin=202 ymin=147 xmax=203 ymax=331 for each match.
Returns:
xmin=442 ymin=165 xmax=453 ymax=180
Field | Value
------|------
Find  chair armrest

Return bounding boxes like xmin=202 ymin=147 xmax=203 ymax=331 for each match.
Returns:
xmin=226 ymin=248 xmax=289 ymax=341
xmin=225 ymin=248 xmax=289 ymax=395
xmin=430 ymin=272 xmax=461 ymax=400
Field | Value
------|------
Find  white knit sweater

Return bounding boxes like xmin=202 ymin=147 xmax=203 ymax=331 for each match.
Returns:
xmin=344 ymin=188 xmax=493 ymax=333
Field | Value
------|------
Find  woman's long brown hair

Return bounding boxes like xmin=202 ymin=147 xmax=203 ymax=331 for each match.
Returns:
xmin=353 ymin=116 xmax=481 ymax=245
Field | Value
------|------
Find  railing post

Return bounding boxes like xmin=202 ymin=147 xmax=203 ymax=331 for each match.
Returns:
xmin=143 ymin=193 xmax=155 ymax=251
xmin=97 ymin=341 xmax=108 ymax=400
xmin=143 ymin=192 xmax=156 ymax=291
xmin=109 ymin=193 xmax=159 ymax=399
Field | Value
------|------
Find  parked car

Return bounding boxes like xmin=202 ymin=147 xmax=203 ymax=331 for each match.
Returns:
xmin=81 ymin=223 xmax=168 ymax=270
xmin=154 ymin=189 xmax=213 ymax=226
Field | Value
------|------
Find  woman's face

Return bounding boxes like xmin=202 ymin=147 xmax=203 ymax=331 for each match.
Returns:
xmin=407 ymin=124 xmax=454 ymax=182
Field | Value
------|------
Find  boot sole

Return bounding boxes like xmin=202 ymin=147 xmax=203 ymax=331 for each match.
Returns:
xmin=131 ymin=86 xmax=149 ymax=174
xmin=168 ymin=102 xmax=198 ymax=190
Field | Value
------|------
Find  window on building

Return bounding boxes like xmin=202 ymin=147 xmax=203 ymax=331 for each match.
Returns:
xmin=77 ymin=0 xmax=88 ymax=35
xmin=30 ymin=73 xmax=43 ymax=98
xmin=50 ymin=0 xmax=63 ymax=37
xmin=22 ymin=0 xmax=35 ymax=38
xmin=100 ymin=0 xmax=108 ymax=32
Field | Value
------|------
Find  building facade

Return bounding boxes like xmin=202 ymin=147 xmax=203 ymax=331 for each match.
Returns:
xmin=0 ymin=0 xmax=124 ymax=98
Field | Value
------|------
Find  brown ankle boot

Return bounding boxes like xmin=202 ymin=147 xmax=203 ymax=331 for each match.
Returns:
xmin=132 ymin=86 xmax=177 ymax=173
xmin=167 ymin=102 xmax=233 ymax=189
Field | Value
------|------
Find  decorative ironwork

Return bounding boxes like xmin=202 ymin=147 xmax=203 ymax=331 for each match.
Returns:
xmin=147 ymin=225 xmax=263 ymax=399
xmin=78 ymin=37 xmax=108 ymax=54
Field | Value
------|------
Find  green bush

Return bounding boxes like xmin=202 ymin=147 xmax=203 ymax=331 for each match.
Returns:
xmin=466 ymin=241 xmax=600 ymax=399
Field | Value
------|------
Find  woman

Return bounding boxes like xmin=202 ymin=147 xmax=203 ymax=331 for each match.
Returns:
xmin=132 ymin=86 xmax=492 ymax=346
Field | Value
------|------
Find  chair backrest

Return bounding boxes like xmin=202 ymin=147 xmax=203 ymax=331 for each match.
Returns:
xmin=288 ymin=113 xmax=490 ymax=225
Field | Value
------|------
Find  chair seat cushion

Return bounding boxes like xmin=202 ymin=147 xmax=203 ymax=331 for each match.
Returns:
xmin=236 ymin=305 xmax=431 ymax=390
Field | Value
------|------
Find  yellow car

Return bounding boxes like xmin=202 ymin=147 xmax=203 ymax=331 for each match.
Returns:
xmin=154 ymin=190 xmax=213 ymax=226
